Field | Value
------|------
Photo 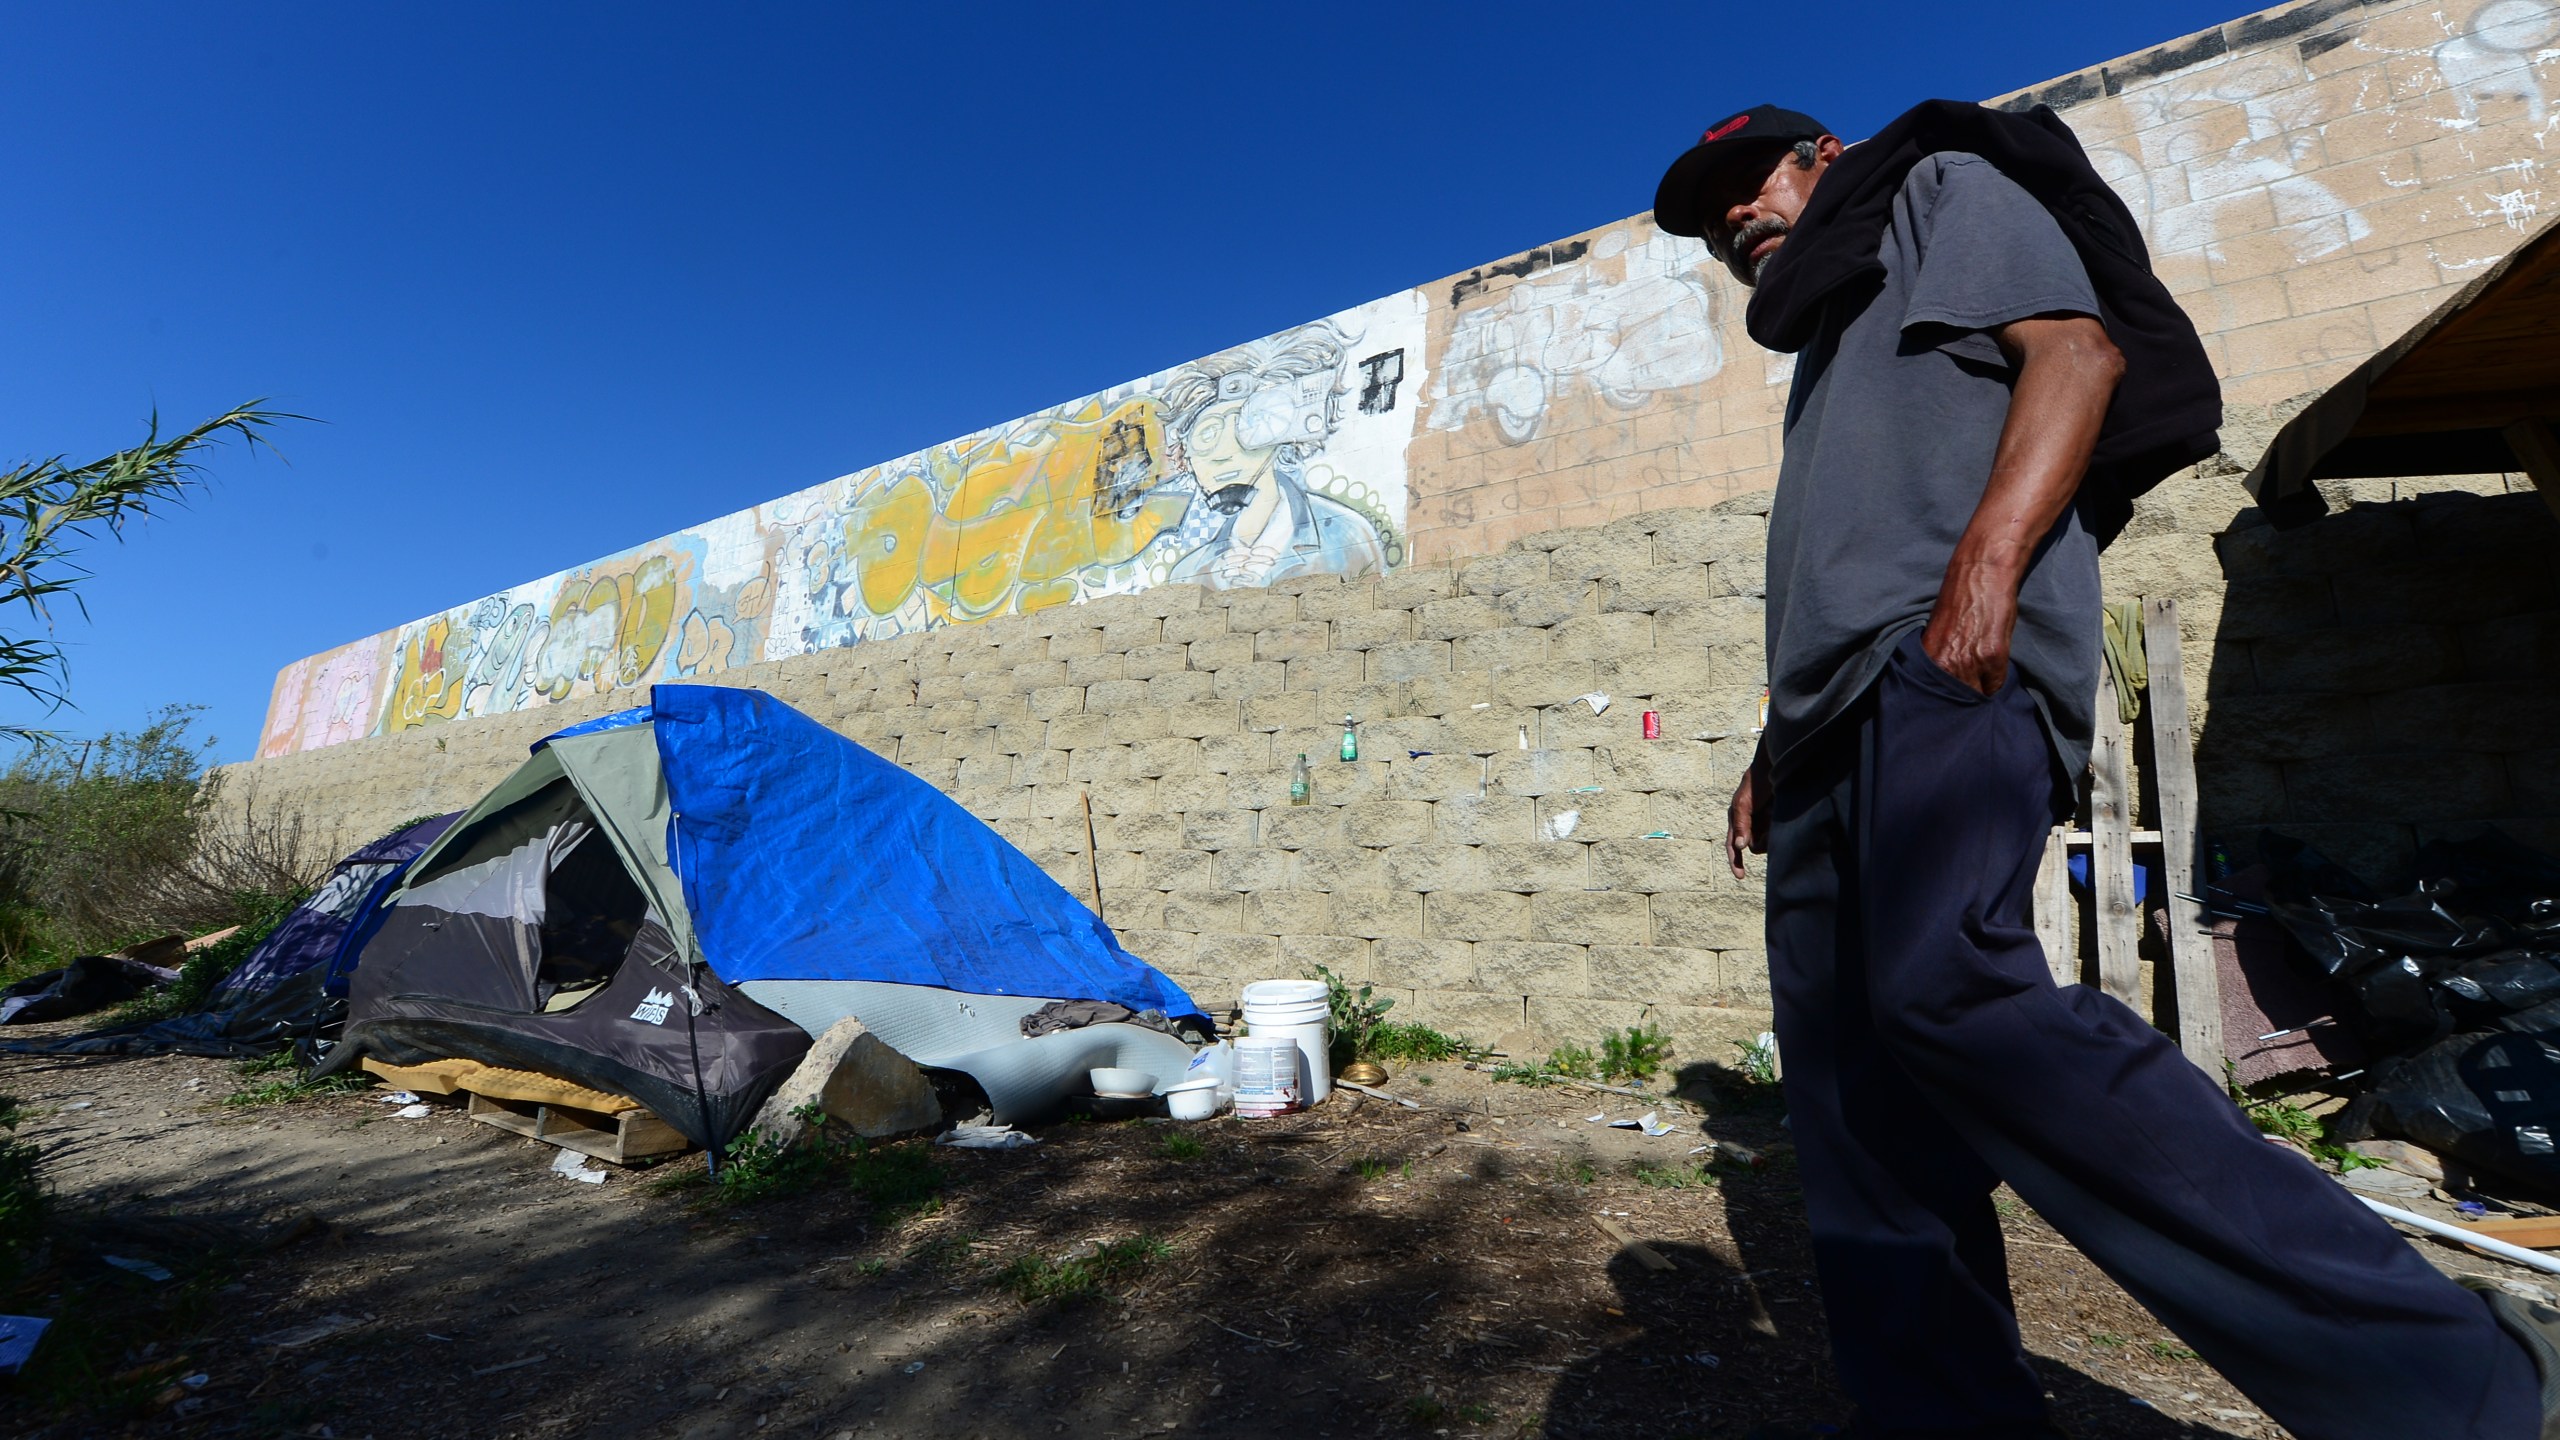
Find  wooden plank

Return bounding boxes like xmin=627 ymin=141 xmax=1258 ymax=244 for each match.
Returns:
xmin=467 ymin=1092 xmax=690 ymax=1163
xmin=2501 ymin=419 xmax=2560 ymax=524
xmin=2144 ymin=597 xmax=2223 ymax=1076
xmin=1591 ymin=1215 xmax=1675 ymax=1272
xmin=2459 ymin=1215 xmax=2560 ymax=1250
xmin=2089 ymin=660 xmax=2141 ymax=1007
xmin=2034 ymin=825 xmax=2076 ymax=987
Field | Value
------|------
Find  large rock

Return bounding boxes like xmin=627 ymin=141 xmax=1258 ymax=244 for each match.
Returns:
xmin=751 ymin=1018 xmax=940 ymax=1145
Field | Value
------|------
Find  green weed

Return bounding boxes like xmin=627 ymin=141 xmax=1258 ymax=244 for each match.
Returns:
xmin=2089 ymin=1332 xmax=2127 ymax=1349
xmin=220 ymin=1063 xmax=368 ymax=1107
xmin=1553 ymin=1156 xmax=1597 ymax=1186
xmin=1457 ymin=1402 xmax=1498 ymax=1424
xmin=1309 ymin=963 xmax=1396 ymax=1059
xmin=1365 ymin=1021 xmax=1473 ymax=1064
xmin=998 ymin=1234 xmax=1171 ymax=1304
xmin=1633 ymin=1161 xmax=1716 ymax=1190
xmin=1734 ymin=1032 xmax=1781 ymax=1088
xmin=1405 ymin=1393 xmax=1447 ymax=1427
xmin=1158 ymin=1134 xmax=1205 ymax=1161
xmin=1599 ymin=1022 xmax=1671 ymax=1084
xmin=0 ymin=1094 xmax=44 ymax=1289
xmin=2235 ymin=1083 xmax=2378 ymax=1172
xmin=1352 ymin=1156 xmax=1396 ymax=1181
xmin=2149 ymin=1340 xmax=2199 ymax=1360
xmin=691 ymin=1108 xmax=947 ymax=1215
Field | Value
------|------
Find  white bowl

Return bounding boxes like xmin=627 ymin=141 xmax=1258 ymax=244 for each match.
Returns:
xmin=1163 ymin=1077 xmax=1222 ymax=1120
xmin=1089 ymin=1067 xmax=1155 ymax=1096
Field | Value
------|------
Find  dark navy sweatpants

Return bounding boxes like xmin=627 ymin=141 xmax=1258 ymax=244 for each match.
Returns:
xmin=1764 ymin=632 xmax=2543 ymax=1440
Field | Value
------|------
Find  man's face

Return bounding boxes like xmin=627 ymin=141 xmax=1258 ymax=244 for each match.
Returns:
xmin=1699 ymin=135 xmax=1842 ymax=287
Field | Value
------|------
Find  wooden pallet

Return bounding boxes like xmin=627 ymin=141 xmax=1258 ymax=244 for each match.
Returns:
xmin=2032 ymin=596 xmax=2225 ymax=1076
xmin=466 ymin=1092 xmax=690 ymax=1164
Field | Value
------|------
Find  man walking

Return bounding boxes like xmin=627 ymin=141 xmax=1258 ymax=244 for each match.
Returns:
xmin=1656 ymin=102 xmax=2560 ymax=1440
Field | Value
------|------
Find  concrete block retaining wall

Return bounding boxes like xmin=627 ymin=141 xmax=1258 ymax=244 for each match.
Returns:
xmin=218 ymin=422 xmax=2560 ymax=1058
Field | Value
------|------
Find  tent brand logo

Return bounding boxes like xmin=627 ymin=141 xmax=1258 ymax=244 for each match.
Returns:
xmin=631 ymin=989 xmax=677 ymax=1026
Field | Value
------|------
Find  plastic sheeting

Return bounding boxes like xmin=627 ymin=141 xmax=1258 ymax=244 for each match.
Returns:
xmin=646 ymin=686 xmax=1200 ymax=1021
xmin=740 ymin=979 xmax=1202 ymax=1124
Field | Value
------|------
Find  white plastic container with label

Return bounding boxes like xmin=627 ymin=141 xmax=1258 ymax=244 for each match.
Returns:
xmin=1239 ymin=978 xmax=1333 ymax=1104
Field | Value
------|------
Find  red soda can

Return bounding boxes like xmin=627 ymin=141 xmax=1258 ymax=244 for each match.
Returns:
xmin=1641 ymin=710 xmax=1660 ymax=740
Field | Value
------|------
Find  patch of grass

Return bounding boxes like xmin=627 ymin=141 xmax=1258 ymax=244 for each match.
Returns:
xmin=1158 ymin=1134 xmax=1205 ymax=1161
xmin=1404 ymin=1392 xmax=1447 ymax=1427
xmin=1352 ymin=1156 xmax=1403 ymax=1181
xmin=219 ymin=1061 xmax=368 ymax=1107
xmin=0 ymin=1094 xmax=45 ymax=1289
xmin=1457 ymin=1402 xmax=1497 ymax=1424
xmin=687 ymin=1109 xmax=947 ymax=1215
xmin=1365 ymin=1021 xmax=1474 ymax=1064
xmin=2088 ymin=1331 xmax=2127 ymax=1349
xmin=2149 ymin=1340 xmax=2199 ymax=1360
xmin=1553 ymin=1156 xmax=1597 ymax=1186
xmin=853 ymin=1258 xmax=889 ymax=1278
xmin=1633 ymin=1161 xmax=1716 ymax=1190
xmin=1599 ymin=1022 xmax=1671 ymax=1084
xmin=1489 ymin=1061 xmax=1558 ymax=1087
xmin=998 ymin=1234 xmax=1171 ymax=1304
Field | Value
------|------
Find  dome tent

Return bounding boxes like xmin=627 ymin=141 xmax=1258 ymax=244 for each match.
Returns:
xmin=331 ymin=684 xmax=1205 ymax=1151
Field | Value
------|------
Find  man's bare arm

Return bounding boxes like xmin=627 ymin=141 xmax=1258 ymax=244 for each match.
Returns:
xmin=1919 ymin=314 xmax=2124 ymax=695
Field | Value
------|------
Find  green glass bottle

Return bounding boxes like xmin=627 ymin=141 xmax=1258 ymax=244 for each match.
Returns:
xmin=1339 ymin=715 xmax=1358 ymax=763
xmin=1289 ymin=754 xmax=1311 ymax=806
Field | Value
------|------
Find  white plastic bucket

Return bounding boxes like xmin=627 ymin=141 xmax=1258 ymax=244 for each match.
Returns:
xmin=1232 ymin=1035 xmax=1304 ymax=1116
xmin=1240 ymin=979 xmax=1333 ymax=1104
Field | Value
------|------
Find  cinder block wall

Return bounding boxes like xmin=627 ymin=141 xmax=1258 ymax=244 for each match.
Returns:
xmin=218 ymin=423 xmax=2560 ymax=1053
xmin=220 ymin=501 xmax=1782 ymax=1059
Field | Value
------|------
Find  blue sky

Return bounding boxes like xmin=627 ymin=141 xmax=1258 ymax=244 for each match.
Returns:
xmin=0 ymin=2 xmax=2247 ymax=764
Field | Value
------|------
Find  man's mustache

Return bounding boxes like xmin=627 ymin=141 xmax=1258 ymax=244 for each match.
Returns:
xmin=1730 ymin=217 xmax=1790 ymax=272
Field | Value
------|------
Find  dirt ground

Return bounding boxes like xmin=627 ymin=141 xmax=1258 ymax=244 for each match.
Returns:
xmin=3 ymin=1032 xmax=2546 ymax=1440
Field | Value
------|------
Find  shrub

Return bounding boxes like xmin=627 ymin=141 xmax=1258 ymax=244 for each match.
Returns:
xmin=1599 ymin=1022 xmax=1671 ymax=1084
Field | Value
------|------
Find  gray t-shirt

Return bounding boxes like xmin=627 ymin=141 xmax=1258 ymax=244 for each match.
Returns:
xmin=1763 ymin=151 xmax=2104 ymax=780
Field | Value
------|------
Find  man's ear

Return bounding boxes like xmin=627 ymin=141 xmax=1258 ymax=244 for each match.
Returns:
xmin=1815 ymin=134 xmax=1846 ymax=163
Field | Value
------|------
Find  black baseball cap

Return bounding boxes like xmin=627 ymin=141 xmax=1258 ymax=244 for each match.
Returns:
xmin=1653 ymin=104 xmax=1833 ymax=241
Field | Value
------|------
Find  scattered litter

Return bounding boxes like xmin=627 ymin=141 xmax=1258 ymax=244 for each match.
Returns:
xmin=62 ymin=1101 xmax=91 ymax=1111
xmin=2460 ymin=1200 xmax=2491 ymax=1218
xmin=1686 ymin=1353 xmax=1721 ymax=1368
xmin=1572 ymin=692 xmax=1611 ymax=714
xmin=181 ymin=1078 xmax=204 ymax=1091
xmin=1544 ymin=811 xmax=1580 ymax=841
xmin=1641 ymin=831 xmax=1674 ymax=840
xmin=393 ymin=1104 xmax=433 ymax=1119
xmin=1407 ymin=750 xmax=1432 ymax=759
xmin=1567 ymin=785 xmax=1603 ymax=794
xmin=1517 ymin=725 xmax=1529 ymax=749
xmin=550 ymin=1150 xmax=608 ymax=1184
xmin=1608 ymin=1117 xmax=1641 ymax=1129
xmin=0 ymin=1316 xmax=49 ymax=1375
xmin=1471 ymin=702 xmax=1490 ymax=710
xmin=180 ymin=1372 xmax=209 ymax=1389
xmin=101 ymin=1255 xmax=173 ymax=1282
xmin=903 ymin=1361 xmax=926 ymax=1375
xmin=1638 ymin=1112 xmax=1677 ymax=1137
xmin=376 ymin=1091 xmax=422 ymax=1106
xmin=938 ymin=1125 xmax=1037 ymax=1150
xmin=1585 ymin=1112 xmax=1607 ymax=1124
xmin=471 ymin=1354 xmax=545 ymax=1377
xmin=257 ymin=1314 xmax=362 ymax=1348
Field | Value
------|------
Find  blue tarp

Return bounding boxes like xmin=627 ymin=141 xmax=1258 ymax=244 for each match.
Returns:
xmin=642 ymin=685 xmax=1200 ymax=1019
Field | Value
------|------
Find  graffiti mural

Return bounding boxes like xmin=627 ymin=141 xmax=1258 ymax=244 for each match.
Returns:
xmin=1427 ymin=226 xmax=1725 ymax=446
xmin=260 ymin=295 xmax=1425 ymax=758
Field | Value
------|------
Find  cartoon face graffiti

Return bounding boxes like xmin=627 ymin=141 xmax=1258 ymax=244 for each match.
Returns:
xmin=1159 ymin=324 xmax=1389 ymax=590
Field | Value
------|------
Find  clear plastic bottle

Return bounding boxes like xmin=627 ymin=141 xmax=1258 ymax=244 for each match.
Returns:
xmin=1289 ymin=753 xmax=1311 ymax=806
